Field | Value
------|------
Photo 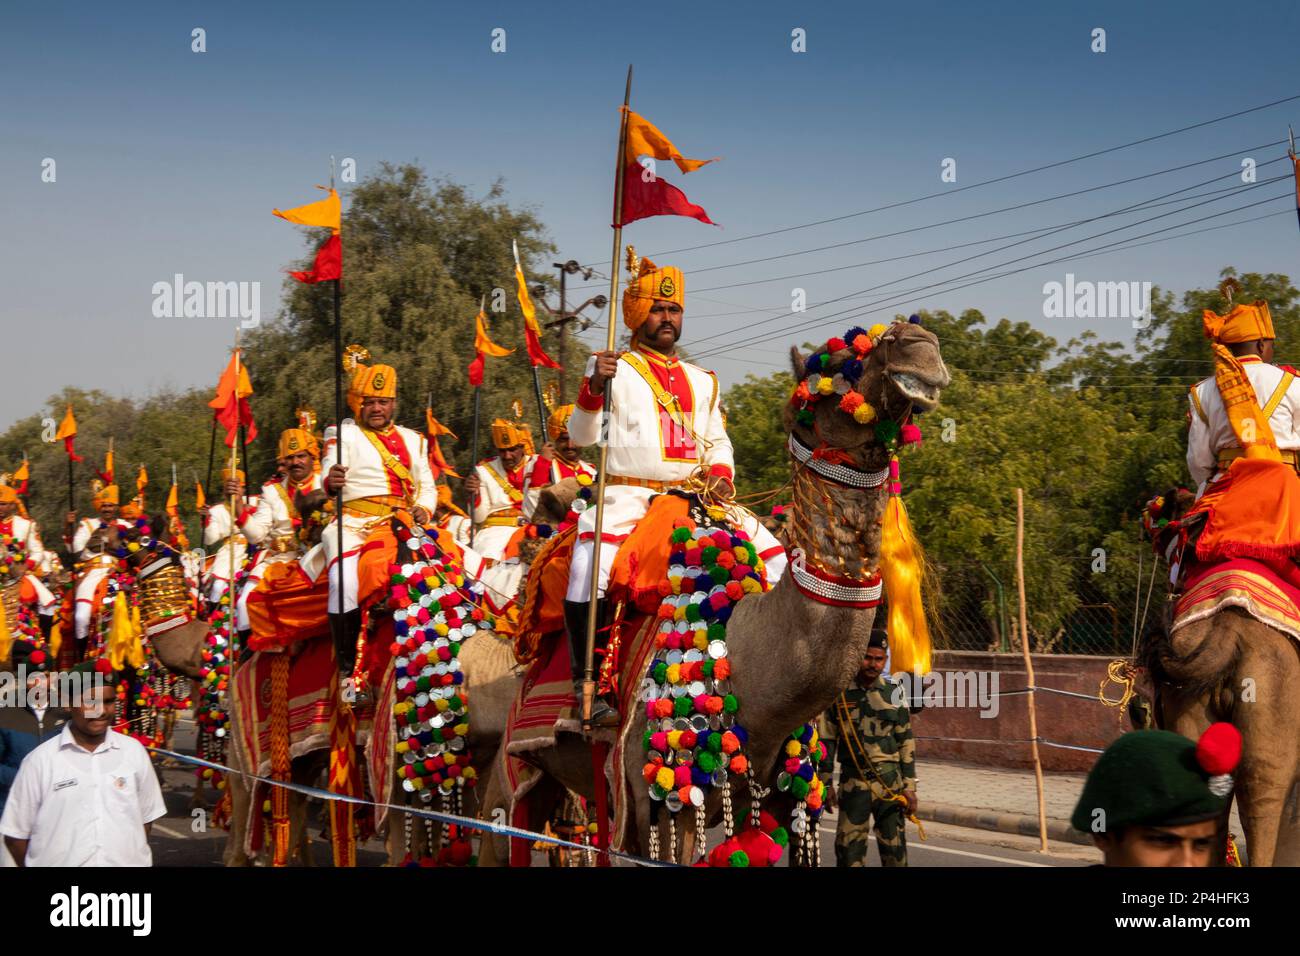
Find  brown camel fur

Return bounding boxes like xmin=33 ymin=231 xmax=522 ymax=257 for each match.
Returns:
xmin=514 ymin=322 xmax=949 ymax=863
xmin=1145 ymin=605 xmax=1300 ymax=866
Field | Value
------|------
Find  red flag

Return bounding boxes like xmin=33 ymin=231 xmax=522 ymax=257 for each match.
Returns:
xmin=468 ymin=354 xmax=485 ymax=388
xmin=514 ymin=241 xmax=561 ymax=369
xmin=290 ymin=233 xmax=342 ymax=284
xmin=207 ymin=350 xmax=258 ymax=447
xmin=615 ymin=110 xmax=717 ymax=228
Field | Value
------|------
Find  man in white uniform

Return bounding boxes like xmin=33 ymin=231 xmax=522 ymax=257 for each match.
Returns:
xmin=1 ymin=665 xmax=166 ymax=867
xmin=63 ymin=484 xmax=132 ymax=648
xmin=320 ymin=357 xmax=437 ymax=685
xmin=565 ymin=256 xmax=787 ymax=723
xmin=230 ymin=426 xmax=323 ymax=640
xmin=199 ymin=467 xmax=257 ymax=608
xmin=0 ymin=485 xmax=56 ymax=638
xmin=521 ymin=403 xmax=597 ymax=520
xmin=1187 ymin=299 xmax=1300 ymax=495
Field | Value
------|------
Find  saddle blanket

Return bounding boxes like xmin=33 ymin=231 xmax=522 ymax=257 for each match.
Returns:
xmin=1174 ymin=557 xmax=1300 ymax=643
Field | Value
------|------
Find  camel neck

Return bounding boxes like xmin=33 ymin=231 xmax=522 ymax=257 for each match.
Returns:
xmin=785 ymin=464 xmax=885 ymax=581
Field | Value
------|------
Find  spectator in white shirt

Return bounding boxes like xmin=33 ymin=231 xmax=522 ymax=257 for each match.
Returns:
xmin=0 ymin=670 xmax=167 ymax=867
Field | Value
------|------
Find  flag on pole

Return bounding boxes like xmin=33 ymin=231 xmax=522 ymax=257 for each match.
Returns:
xmin=468 ymin=309 xmax=513 ymax=387
xmin=513 ymin=241 xmax=561 ymax=368
xmin=274 ymin=187 xmax=342 ymax=284
xmin=425 ymin=408 xmax=460 ymax=480
xmin=12 ymin=458 xmax=28 ymax=496
xmin=195 ymin=480 xmax=207 ymax=510
xmin=208 ymin=350 xmax=258 ymax=447
xmin=136 ymin=465 xmax=148 ymax=495
xmin=54 ymin=406 xmax=83 ymax=462
xmin=97 ymin=444 xmax=114 ymax=485
xmin=165 ymin=481 xmax=179 ymax=519
xmin=616 ymin=109 xmax=717 ymax=227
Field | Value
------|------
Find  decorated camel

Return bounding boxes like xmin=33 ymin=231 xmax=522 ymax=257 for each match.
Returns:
xmin=1139 ymin=489 xmax=1300 ymax=866
xmin=479 ymin=319 xmax=949 ymax=865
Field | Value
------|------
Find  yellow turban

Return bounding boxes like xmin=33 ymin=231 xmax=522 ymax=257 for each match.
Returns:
xmin=1203 ymin=301 xmax=1281 ymax=460
xmin=1204 ymin=300 xmax=1275 ymax=344
xmin=348 ymin=363 xmax=398 ymax=416
xmin=546 ymin=404 xmax=575 ymax=441
xmin=491 ymin=419 xmax=533 ymax=453
xmin=0 ymin=486 xmax=17 ymax=504
xmin=92 ymin=484 xmax=120 ymax=508
xmin=436 ymin=483 xmax=467 ymax=518
xmin=220 ymin=467 xmax=246 ymax=484
xmin=622 ymin=257 xmax=683 ymax=332
xmin=119 ymin=499 xmax=143 ymax=521
xmin=278 ymin=427 xmax=320 ymax=460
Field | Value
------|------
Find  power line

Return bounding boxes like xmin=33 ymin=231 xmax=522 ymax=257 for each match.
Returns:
xmin=688 ymin=171 xmax=1291 ymax=355
xmin=694 ymin=189 xmax=1291 ymax=361
xmin=584 ymin=93 xmax=1300 ymax=264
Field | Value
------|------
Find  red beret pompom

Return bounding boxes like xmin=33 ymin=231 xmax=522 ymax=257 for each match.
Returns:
xmin=1196 ymin=722 xmax=1242 ymax=776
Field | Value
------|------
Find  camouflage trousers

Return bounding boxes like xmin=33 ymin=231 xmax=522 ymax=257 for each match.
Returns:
xmin=833 ymin=764 xmax=908 ymax=867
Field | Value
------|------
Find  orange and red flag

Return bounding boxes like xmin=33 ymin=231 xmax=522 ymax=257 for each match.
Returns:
xmin=274 ymin=187 xmax=342 ymax=284
xmin=468 ymin=308 xmax=513 ymax=387
xmin=616 ymin=110 xmax=717 ymax=228
xmin=208 ymin=349 xmax=258 ymax=447
xmin=513 ymin=241 xmax=560 ymax=369
xmin=54 ymin=405 xmax=82 ymax=462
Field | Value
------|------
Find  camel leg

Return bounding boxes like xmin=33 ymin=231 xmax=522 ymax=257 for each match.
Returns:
xmin=474 ymin=749 xmax=513 ymax=867
xmin=223 ymin=751 xmax=253 ymax=867
xmin=1225 ymin=622 xmax=1300 ymax=867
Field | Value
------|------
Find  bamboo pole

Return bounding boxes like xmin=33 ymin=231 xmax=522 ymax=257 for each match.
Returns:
xmin=1016 ymin=487 xmax=1049 ymax=853
xmin=582 ymin=64 xmax=633 ymax=732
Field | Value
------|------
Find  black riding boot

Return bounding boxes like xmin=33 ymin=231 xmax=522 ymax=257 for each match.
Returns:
xmin=329 ymin=609 xmax=363 ymax=680
xmin=38 ymin=613 xmax=53 ymax=642
xmin=236 ymin=628 xmax=254 ymax=665
xmin=563 ymin=600 xmax=618 ymax=727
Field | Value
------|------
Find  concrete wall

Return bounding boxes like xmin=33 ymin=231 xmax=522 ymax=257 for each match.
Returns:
xmin=905 ymin=650 xmax=1134 ymax=772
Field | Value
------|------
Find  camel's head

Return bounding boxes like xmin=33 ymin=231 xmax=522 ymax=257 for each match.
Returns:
xmin=784 ymin=318 xmax=949 ymax=460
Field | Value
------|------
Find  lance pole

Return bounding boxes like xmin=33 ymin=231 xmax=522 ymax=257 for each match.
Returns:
xmin=583 ymin=64 xmax=633 ymax=731
xmin=228 ymin=330 xmax=242 ymax=659
xmin=469 ymin=295 xmax=484 ymax=550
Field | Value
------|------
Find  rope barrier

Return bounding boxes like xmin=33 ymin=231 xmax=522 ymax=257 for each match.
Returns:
xmin=145 ymin=745 xmax=672 ymax=867
xmin=914 ymin=734 xmax=1104 ymax=754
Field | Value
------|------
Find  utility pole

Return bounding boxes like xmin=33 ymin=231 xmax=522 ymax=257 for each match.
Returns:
xmin=536 ymin=259 xmax=608 ymax=403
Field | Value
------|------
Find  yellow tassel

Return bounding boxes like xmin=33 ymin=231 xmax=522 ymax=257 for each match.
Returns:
xmin=879 ymin=493 xmax=932 ymax=674
xmin=107 ymin=592 xmax=132 ymax=670
xmin=0 ymin=606 xmax=12 ymax=665
xmin=48 ymin=620 xmax=62 ymax=663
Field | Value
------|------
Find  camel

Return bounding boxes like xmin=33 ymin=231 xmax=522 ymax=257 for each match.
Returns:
xmin=1140 ymin=490 xmax=1300 ymax=866
xmin=483 ymin=321 xmax=950 ymax=864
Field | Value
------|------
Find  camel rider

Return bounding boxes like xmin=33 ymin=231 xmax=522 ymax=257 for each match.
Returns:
xmin=0 ymin=485 xmax=56 ymax=640
xmin=319 ymin=356 xmax=438 ymax=688
xmin=63 ymin=483 xmax=132 ymax=647
xmin=464 ymin=419 xmax=535 ymax=558
xmin=566 ymin=256 xmax=789 ymax=725
xmin=1187 ymin=299 xmax=1300 ymax=496
xmin=522 ymin=403 xmax=597 ymax=520
xmin=198 ymin=467 xmax=257 ymax=609
xmin=229 ymin=426 xmax=323 ymax=642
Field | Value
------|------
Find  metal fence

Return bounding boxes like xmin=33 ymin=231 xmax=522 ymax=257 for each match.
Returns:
xmin=929 ymin=566 xmax=1133 ymax=657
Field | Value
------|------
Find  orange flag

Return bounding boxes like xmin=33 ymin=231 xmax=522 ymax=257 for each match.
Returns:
xmin=98 ymin=444 xmax=114 ymax=485
xmin=54 ymin=405 xmax=82 ymax=462
xmin=273 ymin=187 xmax=341 ymax=233
xmin=469 ymin=308 xmax=513 ymax=387
xmin=165 ymin=482 xmax=179 ymax=518
xmin=208 ymin=349 xmax=257 ymax=447
xmin=136 ymin=465 xmax=148 ymax=494
xmin=195 ymin=481 xmax=207 ymax=510
xmin=513 ymin=240 xmax=560 ymax=369
xmin=12 ymin=458 xmax=28 ymax=495
xmin=617 ymin=109 xmax=717 ymax=227
xmin=426 ymin=409 xmax=460 ymax=480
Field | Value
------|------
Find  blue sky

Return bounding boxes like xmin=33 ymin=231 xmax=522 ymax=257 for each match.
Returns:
xmin=4 ymin=0 xmax=1300 ymax=428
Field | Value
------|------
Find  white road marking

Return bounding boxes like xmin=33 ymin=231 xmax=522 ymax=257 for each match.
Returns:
xmin=866 ymin=834 xmax=1055 ymax=867
xmin=152 ymin=822 xmax=188 ymax=839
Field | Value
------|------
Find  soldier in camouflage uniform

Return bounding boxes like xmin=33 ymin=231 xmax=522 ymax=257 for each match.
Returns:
xmin=818 ymin=629 xmax=917 ymax=866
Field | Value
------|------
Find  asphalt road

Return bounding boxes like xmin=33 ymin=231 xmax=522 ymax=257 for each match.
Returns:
xmin=146 ymin=714 xmax=1093 ymax=868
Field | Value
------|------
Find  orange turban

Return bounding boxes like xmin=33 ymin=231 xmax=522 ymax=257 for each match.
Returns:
xmin=491 ymin=419 xmax=533 ymax=453
xmin=0 ymin=486 xmax=17 ymax=504
xmin=622 ymin=257 xmax=683 ymax=332
xmin=1203 ymin=301 xmax=1281 ymax=460
xmin=119 ymin=499 xmax=143 ymax=521
xmin=278 ymin=427 xmax=320 ymax=460
xmin=1205 ymin=300 xmax=1275 ymax=344
xmin=546 ymin=404 xmax=575 ymax=441
xmin=348 ymin=363 xmax=398 ymax=416
xmin=436 ymin=483 xmax=467 ymax=519
xmin=220 ymin=467 xmax=246 ymax=484
xmin=91 ymin=484 xmax=120 ymax=507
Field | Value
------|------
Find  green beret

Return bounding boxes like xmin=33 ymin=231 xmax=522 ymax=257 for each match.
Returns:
xmin=1071 ymin=725 xmax=1241 ymax=834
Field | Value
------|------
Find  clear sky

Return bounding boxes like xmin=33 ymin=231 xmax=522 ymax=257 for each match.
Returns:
xmin=4 ymin=0 xmax=1300 ymax=429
